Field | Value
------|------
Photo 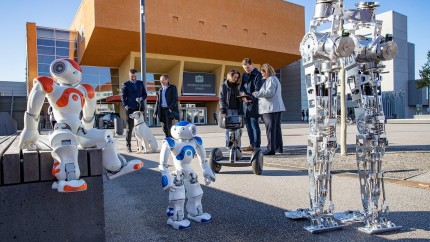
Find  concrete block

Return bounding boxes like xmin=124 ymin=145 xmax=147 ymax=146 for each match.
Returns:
xmin=78 ymin=149 xmax=89 ymax=177
xmin=0 ymin=176 xmax=105 ymax=241
xmin=2 ymin=136 xmax=21 ymax=185
xmin=39 ymin=150 xmax=55 ymax=181
xmin=87 ymin=148 xmax=103 ymax=176
xmin=22 ymin=150 xmax=39 ymax=182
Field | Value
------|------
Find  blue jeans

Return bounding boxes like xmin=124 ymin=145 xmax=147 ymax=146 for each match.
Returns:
xmin=244 ymin=116 xmax=261 ymax=148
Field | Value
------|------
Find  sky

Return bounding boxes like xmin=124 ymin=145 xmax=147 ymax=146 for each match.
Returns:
xmin=0 ymin=0 xmax=429 ymax=82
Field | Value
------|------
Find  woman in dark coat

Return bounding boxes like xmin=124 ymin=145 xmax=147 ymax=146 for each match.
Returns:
xmin=219 ymin=69 xmax=243 ymax=147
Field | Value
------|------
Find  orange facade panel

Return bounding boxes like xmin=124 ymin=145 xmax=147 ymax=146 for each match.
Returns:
xmin=26 ymin=23 xmax=38 ymax=92
xmin=72 ymin=0 xmax=304 ymax=68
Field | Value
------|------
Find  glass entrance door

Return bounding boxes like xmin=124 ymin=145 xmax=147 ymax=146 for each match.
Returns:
xmin=180 ymin=108 xmax=207 ymax=124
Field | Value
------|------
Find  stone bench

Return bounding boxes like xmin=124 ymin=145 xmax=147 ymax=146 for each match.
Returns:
xmin=0 ymin=134 xmax=105 ymax=241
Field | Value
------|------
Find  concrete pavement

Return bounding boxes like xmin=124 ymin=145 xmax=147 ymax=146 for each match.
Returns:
xmin=103 ymin=122 xmax=430 ymax=241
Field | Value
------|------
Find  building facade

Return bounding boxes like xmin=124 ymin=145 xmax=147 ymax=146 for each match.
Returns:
xmin=26 ymin=0 xmax=304 ymax=125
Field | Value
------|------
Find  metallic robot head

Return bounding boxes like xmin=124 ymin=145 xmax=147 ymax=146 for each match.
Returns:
xmin=50 ymin=58 xmax=82 ymax=86
xmin=171 ymin=121 xmax=196 ymax=140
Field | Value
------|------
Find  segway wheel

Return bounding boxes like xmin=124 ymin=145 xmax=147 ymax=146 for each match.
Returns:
xmin=251 ymin=149 xmax=263 ymax=175
xmin=210 ymin=148 xmax=222 ymax=173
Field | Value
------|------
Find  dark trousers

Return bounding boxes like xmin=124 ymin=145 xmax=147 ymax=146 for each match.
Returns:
xmin=244 ymin=116 xmax=261 ymax=148
xmin=125 ymin=108 xmax=136 ymax=147
xmin=262 ymin=112 xmax=283 ymax=153
xmin=160 ymin=107 xmax=173 ymax=138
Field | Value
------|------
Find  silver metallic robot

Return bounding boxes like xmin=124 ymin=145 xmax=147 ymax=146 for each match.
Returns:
xmin=333 ymin=2 xmax=401 ymax=234
xmin=286 ymin=0 xmax=401 ymax=234
xmin=159 ymin=121 xmax=216 ymax=230
xmin=285 ymin=0 xmax=354 ymax=233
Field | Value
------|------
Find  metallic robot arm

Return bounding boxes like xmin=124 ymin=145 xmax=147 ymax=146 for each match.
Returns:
xmin=19 ymin=77 xmax=53 ymax=149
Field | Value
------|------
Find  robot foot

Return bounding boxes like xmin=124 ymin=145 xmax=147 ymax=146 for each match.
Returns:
xmin=52 ymin=179 xmax=87 ymax=192
xmin=167 ymin=218 xmax=191 ymax=230
xmin=106 ymin=159 xmax=144 ymax=180
xmin=187 ymin=213 xmax=212 ymax=223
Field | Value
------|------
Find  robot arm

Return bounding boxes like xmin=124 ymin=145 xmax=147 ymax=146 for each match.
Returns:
xmin=19 ymin=77 xmax=52 ymax=149
xmin=194 ymin=136 xmax=216 ymax=185
xmin=255 ymin=76 xmax=276 ymax=98
xmin=159 ymin=138 xmax=174 ymax=191
xmin=78 ymin=84 xmax=96 ymax=129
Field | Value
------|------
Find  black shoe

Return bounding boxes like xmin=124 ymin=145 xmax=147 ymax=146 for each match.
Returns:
xmin=263 ymin=150 xmax=275 ymax=156
xmin=276 ymin=150 xmax=283 ymax=154
xmin=127 ymin=146 xmax=132 ymax=153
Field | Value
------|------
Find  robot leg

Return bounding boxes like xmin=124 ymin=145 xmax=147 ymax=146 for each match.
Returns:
xmin=184 ymin=172 xmax=211 ymax=223
xmin=49 ymin=128 xmax=87 ymax=192
xmin=166 ymin=182 xmax=191 ymax=230
xmin=76 ymin=128 xmax=143 ymax=179
xmin=103 ymin=139 xmax=143 ymax=179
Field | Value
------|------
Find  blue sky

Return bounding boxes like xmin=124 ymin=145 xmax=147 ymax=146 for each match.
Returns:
xmin=0 ymin=0 xmax=428 ymax=82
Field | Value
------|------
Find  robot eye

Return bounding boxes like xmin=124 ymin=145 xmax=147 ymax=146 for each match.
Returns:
xmin=52 ymin=61 xmax=66 ymax=75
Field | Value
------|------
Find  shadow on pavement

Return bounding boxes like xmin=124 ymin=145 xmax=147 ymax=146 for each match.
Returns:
xmin=103 ymin=154 xmax=428 ymax=241
xmin=218 ymin=169 xmax=307 ymax=177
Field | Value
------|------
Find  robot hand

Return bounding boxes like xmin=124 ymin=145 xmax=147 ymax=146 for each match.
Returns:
xmin=160 ymin=167 xmax=175 ymax=192
xmin=18 ymin=129 xmax=39 ymax=149
xmin=202 ymin=161 xmax=216 ymax=185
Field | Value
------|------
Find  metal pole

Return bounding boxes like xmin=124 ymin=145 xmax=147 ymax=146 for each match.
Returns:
xmin=140 ymin=0 xmax=147 ymax=116
xmin=338 ymin=0 xmax=347 ymax=156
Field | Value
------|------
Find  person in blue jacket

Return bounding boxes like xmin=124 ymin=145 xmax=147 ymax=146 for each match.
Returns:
xmin=121 ymin=68 xmax=148 ymax=152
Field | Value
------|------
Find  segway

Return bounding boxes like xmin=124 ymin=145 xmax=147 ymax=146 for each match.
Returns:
xmin=209 ymin=115 xmax=263 ymax=175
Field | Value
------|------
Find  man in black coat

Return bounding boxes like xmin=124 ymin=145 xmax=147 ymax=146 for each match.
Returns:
xmin=121 ymin=68 xmax=148 ymax=152
xmin=153 ymin=74 xmax=179 ymax=138
xmin=240 ymin=58 xmax=262 ymax=152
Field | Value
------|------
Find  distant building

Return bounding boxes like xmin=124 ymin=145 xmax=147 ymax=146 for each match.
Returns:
xmin=0 ymin=81 xmax=27 ymax=129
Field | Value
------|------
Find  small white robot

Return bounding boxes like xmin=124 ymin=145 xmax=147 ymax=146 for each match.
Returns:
xmin=19 ymin=58 xmax=144 ymax=192
xmin=159 ymin=121 xmax=216 ymax=230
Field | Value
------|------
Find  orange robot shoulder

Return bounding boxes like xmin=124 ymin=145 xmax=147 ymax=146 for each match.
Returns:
xmin=80 ymin=84 xmax=95 ymax=99
xmin=33 ymin=76 xmax=54 ymax=94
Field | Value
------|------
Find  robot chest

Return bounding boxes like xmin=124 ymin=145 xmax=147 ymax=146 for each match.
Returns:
xmin=173 ymin=145 xmax=196 ymax=161
xmin=51 ymin=88 xmax=85 ymax=109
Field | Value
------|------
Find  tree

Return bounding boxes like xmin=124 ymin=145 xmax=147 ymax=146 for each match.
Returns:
xmin=416 ymin=50 xmax=430 ymax=89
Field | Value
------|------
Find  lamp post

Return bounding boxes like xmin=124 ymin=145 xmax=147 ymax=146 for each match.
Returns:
xmin=140 ymin=0 xmax=147 ymax=117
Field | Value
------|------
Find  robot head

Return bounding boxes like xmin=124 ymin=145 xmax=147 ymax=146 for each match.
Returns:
xmin=50 ymin=58 xmax=82 ymax=86
xmin=171 ymin=121 xmax=196 ymax=140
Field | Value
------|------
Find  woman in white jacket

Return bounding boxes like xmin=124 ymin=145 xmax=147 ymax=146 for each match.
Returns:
xmin=252 ymin=64 xmax=285 ymax=155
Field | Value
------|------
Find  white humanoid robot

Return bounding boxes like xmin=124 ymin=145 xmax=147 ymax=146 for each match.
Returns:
xmin=159 ymin=121 xmax=216 ymax=230
xmin=19 ymin=58 xmax=144 ymax=192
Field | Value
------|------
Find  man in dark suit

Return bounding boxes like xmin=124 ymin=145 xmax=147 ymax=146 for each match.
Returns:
xmin=153 ymin=74 xmax=179 ymax=138
xmin=121 ymin=69 xmax=148 ymax=152
xmin=240 ymin=58 xmax=262 ymax=152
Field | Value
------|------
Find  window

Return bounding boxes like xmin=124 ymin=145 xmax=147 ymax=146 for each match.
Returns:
xmin=56 ymin=40 xmax=70 ymax=48
xmin=56 ymin=48 xmax=69 ymax=57
xmin=37 ymin=39 xmax=54 ymax=47
xmin=37 ymin=46 xmax=55 ymax=55
xmin=37 ymin=28 xmax=54 ymax=39
xmin=38 ymin=55 xmax=55 ymax=64
xmin=38 ymin=64 xmax=50 ymax=73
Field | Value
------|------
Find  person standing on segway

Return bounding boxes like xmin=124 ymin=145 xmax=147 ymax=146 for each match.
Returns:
xmin=219 ymin=69 xmax=243 ymax=148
